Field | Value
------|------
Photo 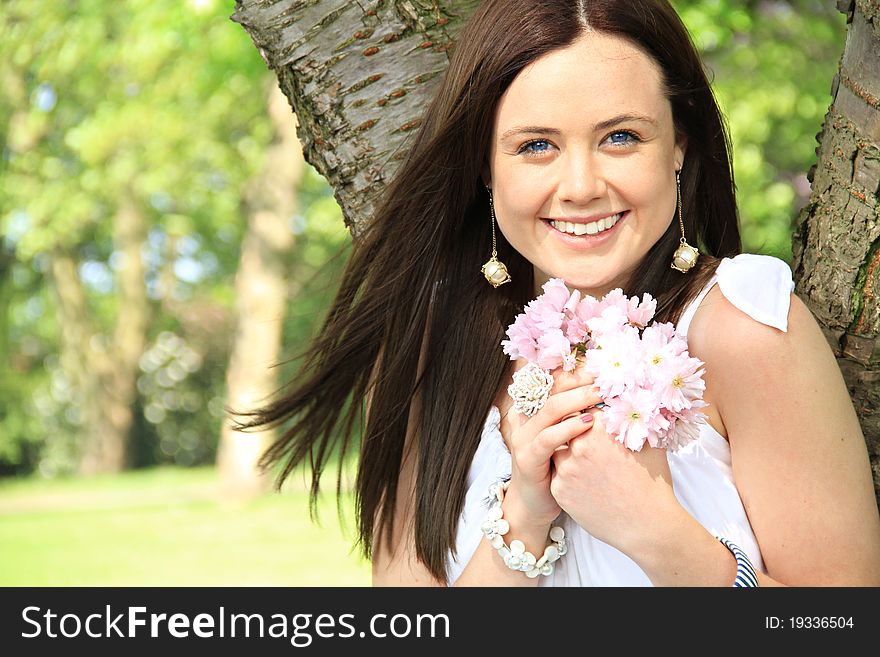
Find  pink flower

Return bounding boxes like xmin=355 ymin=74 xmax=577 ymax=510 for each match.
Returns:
xmin=529 ymin=279 xmax=571 ymax=331
xmin=564 ymin=317 xmax=589 ymax=345
xmin=660 ymin=403 xmax=708 ymax=451
xmin=574 ymin=294 xmax=603 ymax=323
xmin=586 ymin=304 xmax=629 ymax=338
xmin=654 ymin=355 xmax=706 ymax=412
xmin=536 ymin=328 xmax=571 ymax=370
xmin=627 ymin=292 xmax=657 ymax=326
xmin=598 ymin=288 xmax=630 ymax=317
xmin=583 ymin=327 xmax=643 ymax=399
xmin=566 ymin=294 xmax=599 ymax=344
xmin=641 ymin=322 xmax=678 ymax=350
xmin=604 ymin=387 xmax=670 ymax=451
xmin=501 ymin=314 xmax=541 ymax=360
xmin=641 ymin=322 xmax=686 ymax=376
xmin=562 ymin=288 xmax=582 ymax=315
xmin=501 ymin=278 xmax=576 ymax=361
xmin=528 ymin=303 xmax=563 ymax=334
xmin=502 ymin=280 xmax=707 ymax=452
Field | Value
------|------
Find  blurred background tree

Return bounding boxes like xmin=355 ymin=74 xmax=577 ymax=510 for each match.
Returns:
xmin=0 ymin=0 xmax=855 ymax=480
xmin=0 ymin=0 xmax=350 ymax=480
xmin=676 ymin=0 xmax=845 ymax=260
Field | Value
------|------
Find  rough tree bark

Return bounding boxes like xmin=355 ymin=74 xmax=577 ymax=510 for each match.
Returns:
xmin=232 ymin=0 xmax=480 ymax=238
xmin=234 ymin=0 xmax=880 ymax=501
xmin=792 ymin=0 xmax=880 ymax=502
xmin=217 ymin=82 xmax=302 ymax=498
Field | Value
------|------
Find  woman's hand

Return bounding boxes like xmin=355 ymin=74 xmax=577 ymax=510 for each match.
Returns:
xmin=549 ymin=401 xmax=682 ymax=556
xmin=503 ymin=362 xmax=604 ymax=530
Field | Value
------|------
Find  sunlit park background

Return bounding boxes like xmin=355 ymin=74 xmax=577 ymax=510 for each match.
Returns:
xmin=0 ymin=0 xmax=846 ymax=585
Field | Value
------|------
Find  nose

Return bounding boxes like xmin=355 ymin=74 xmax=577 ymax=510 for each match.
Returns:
xmin=556 ymin=148 xmax=605 ymax=206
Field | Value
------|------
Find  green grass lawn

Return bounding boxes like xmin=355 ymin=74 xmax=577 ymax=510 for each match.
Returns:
xmin=0 ymin=466 xmax=371 ymax=586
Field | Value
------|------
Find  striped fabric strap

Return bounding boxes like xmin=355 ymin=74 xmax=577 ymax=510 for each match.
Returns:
xmin=716 ymin=536 xmax=759 ymax=587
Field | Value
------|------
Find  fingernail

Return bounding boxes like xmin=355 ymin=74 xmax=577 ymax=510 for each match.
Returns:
xmin=580 ymin=413 xmax=594 ymax=423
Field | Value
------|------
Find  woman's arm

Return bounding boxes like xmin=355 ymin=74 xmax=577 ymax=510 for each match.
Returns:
xmin=369 ymin=330 xmax=446 ymax=586
xmin=629 ymin=288 xmax=880 ymax=586
xmin=370 ymin=419 xmax=448 ymax=586
xmin=367 ymin=326 xmax=532 ymax=586
xmin=371 ymin=419 xmax=557 ymax=587
xmin=369 ymin=334 xmax=554 ymax=587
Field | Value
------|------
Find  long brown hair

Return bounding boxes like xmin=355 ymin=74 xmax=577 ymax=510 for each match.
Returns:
xmin=240 ymin=0 xmax=741 ymax=582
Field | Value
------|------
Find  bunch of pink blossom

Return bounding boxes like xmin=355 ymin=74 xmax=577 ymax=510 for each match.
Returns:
xmin=501 ymin=279 xmax=708 ymax=452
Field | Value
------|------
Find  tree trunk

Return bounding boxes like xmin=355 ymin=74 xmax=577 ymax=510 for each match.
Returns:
xmin=106 ymin=197 xmax=150 ymax=468
xmin=49 ymin=252 xmax=105 ymax=470
xmin=216 ymin=82 xmax=302 ymax=498
xmin=232 ymin=0 xmax=480 ymax=238
xmin=234 ymin=0 xmax=880 ymax=500
xmin=49 ymin=196 xmax=149 ymax=474
xmin=792 ymin=0 xmax=880 ymax=502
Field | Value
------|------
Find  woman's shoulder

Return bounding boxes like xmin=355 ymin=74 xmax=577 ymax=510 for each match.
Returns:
xmin=685 ymin=254 xmax=836 ymax=438
xmin=675 ymin=253 xmax=794 ymax=341
xmin=709 ymin=253 xmax=795 ymax=332
xmin=689 ymin=252 xmax=793 ymax=339
xmin=686 ymin=253 xmax=826 ymax=387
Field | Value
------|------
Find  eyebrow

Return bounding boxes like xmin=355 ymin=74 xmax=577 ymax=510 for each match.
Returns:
xmin=500 ymin=113 xmax=658 ymax=141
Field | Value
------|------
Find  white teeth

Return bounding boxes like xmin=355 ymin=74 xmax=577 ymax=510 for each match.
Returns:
xmin=551 ymin=212 xmax=622 ymax=236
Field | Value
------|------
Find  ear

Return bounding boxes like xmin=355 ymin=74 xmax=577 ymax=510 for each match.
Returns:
xmin=674 ymin=134 xmax=688 ymax=171
xmin=481 ymin=163 xmax=492 ymax=189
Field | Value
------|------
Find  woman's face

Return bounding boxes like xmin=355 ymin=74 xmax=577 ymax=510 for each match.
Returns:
xmin=486 ymin=30 xmax=685 ymax=298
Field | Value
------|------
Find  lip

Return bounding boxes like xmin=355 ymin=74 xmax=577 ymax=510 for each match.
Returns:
xmin=542 ymin=211 xmax=628 ymax=249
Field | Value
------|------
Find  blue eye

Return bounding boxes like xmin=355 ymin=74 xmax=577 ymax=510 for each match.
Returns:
xmin=607 ymin=130 xmax=639 ymax=146
xmin=518 ymin=139 xmax=552 ymax=156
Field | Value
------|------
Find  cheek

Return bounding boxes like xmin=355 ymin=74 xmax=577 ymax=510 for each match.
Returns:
xmin=496 ymin=179 xmax=546 ymax=222
xmin=619 ymin=169 xmax=675 ymax=226
xmin=613 ymin=161 xmax=656 ymax=197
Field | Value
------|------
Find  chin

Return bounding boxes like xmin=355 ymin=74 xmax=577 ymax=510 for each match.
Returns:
xmin=535 ymin=260 xmax=627 ymax=297
xmin=554 ymin=271 xmax=609 ymax=288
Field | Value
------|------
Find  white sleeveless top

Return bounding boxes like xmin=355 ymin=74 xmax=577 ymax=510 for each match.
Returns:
xmin=446 ymin=253 xmax=795 ymax=586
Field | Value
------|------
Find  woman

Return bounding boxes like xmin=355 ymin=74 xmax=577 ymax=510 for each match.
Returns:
xmin=246 ymin=0 xmax=880 ymax=586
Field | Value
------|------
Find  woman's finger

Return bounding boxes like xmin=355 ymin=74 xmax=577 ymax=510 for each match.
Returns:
xmin=524 ymin=385 xmax=604 ymax=434
xmin=548 ymin=365 xmax=595 ymax=395
xmin=525 ymin=413 xmax=596 ymax=464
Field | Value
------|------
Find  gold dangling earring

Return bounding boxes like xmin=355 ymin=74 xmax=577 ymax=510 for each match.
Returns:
xmin=670 ymin=170 xmax=699 ymax=273
xmin=481 ymin=186 xmax=512 ymax=287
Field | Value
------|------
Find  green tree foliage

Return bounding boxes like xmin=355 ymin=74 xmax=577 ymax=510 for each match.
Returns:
xmin=675 ymin=0 xmax=845 ymax=259
xmin=0 ymin=0 xmax=348 ymax=475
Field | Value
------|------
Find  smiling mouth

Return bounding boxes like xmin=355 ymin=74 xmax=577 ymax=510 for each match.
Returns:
xmin=546 ymin=212 xmax=625 ymax=236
